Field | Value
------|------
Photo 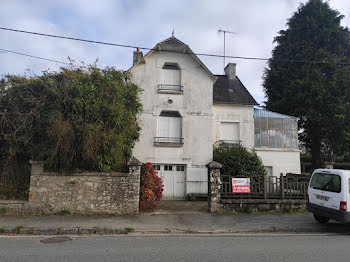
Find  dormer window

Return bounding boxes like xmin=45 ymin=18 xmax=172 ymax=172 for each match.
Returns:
xmin=158 ymin=63 xmax=183 ymax=94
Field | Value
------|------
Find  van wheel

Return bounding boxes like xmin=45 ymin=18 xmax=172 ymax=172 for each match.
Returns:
xmin=314 ymin=214 xmax=329 ymax=224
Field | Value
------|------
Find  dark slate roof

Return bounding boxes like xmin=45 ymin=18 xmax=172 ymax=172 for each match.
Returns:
xmin=213 ymin=75 xmax=258 ymax=105
xmin=157 ymin=36 xmax=186 ymax=46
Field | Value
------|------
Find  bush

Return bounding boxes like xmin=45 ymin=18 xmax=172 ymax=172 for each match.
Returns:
xmin=139 ymin=163 xmax=163 ymax=212
xmin=213 ymin=145 xmax=266 ymax=177
xmin=0 ymin=65 xmax=142 ymax=199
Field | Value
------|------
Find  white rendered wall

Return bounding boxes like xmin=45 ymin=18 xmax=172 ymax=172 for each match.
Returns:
xmin=255 ymin=149 xmax=301 ymax=177
xmin=212 ymin=104 xmax=255 ymax=150
xmin=130 ymin=50 xmax=214 ymax=195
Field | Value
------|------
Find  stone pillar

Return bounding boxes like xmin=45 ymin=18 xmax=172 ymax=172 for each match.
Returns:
xmin=127 ymin=157 xmax=142 ymax=214
xmin=28 ymin=160 xmax=44 ymax=205
xmin=127 ymin=157 xmax=142 ymax=174
xmin=207 ymin=161 xmax=223 ymax=213
xmin=29 ymin=160 xmax=44 ymax=175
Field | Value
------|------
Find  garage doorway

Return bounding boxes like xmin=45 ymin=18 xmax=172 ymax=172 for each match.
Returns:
xmin=153 ymin=164 xmax=186 ymax=200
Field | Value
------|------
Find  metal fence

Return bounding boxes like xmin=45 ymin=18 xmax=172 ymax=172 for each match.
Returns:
xmin=221 ymin=174 xmax=309 ymax=200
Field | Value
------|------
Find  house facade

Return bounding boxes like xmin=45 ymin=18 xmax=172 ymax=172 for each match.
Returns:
xmin=212 ymin=63 xmax=257 ymax=150
xmin=129 ymin=36 xmax=301 ymax=200
xmin=129 ymin=37 xmax=215 ymax=199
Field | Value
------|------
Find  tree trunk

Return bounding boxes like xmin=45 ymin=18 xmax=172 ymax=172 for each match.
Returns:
xmin=311 ymin=131 xmax=322 ymax=171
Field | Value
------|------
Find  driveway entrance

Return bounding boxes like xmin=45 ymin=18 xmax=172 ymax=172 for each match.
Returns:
xmin=154 ymin=200 xmax=208 ymax=214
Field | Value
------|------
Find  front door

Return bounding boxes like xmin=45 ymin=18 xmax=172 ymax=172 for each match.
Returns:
xmin=156 ymin=164 xmax=186 ymax=200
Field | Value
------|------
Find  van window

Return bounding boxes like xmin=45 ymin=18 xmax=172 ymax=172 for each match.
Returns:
xmin=310 ymin=173 xmax=341 ymax=193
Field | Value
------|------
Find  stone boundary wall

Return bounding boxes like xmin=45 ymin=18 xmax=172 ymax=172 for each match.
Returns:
xmin=0 ymin=200 xmax=27 ymax=213
xmin=23 ymin=158 xmax=142 ymax=215
xmin=221 ymin=199 xmax=307 ymax=212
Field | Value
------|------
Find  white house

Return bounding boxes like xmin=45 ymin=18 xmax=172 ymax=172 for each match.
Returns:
xmin=129 ymin=36 xmax=215 ymax=200
xmin=128 ymin=36 xmax=301 ymax=200
xmin=212 ymin=63 xmax=257 ymax=150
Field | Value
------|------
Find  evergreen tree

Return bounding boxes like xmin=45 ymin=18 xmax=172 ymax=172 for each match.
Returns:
xmin=263 ymin=0 xmax=350 ymax=169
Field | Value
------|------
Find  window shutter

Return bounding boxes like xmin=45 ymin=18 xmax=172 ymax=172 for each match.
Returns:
xmin=162 ymin=69 xmax=181 ymax=86
xmin=221 ymin=122 xmax=239 ymax=141
xmin=158 ymin=116 xmax=182 ymax=138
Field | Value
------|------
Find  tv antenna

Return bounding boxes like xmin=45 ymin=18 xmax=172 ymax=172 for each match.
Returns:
xmin=218 ymin=29 xmax=237 ymax=72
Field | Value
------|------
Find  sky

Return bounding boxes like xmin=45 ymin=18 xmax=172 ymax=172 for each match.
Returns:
xmin=0 ymin=0 xmax=350 ymax=105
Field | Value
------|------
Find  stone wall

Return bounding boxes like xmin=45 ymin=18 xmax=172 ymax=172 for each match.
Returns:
xmin=27 ymin=159 xmax=141 ymax=215
xmin=0 ymin=200 xmax=27 ymax=213
xmin=221 ymin=199 xmax=307 ymax=213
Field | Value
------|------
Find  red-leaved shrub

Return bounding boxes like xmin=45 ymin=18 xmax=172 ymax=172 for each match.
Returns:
xmin=139 ymin=163 xmax=163 ymax=212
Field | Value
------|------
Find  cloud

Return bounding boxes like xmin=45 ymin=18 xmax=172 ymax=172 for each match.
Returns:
xmin=0 ymin=0 xmax=349 ymax=104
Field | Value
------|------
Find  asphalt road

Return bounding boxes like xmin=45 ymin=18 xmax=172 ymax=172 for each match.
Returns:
xmin=0 ymin=234 xmax=349 ymax=262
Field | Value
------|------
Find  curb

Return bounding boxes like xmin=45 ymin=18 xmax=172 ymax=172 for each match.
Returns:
xmin=0 ymin=226 xmax=348 ymax=236
xmin=0 ymin=227 xmax=129 ymax=235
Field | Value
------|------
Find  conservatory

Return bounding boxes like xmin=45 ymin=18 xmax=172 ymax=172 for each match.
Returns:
xmin=254 ymin=108 xmax=301 ymax=177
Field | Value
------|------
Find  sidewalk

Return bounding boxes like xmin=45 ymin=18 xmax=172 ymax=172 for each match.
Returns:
xmin=1 ymin=208 xmax=350 ymax=235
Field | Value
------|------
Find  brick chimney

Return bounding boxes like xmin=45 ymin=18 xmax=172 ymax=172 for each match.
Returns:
xmin=224 ymin=63 xmax=236 ymax=79
xmin=133 ymin=48 xmax=143 ymax=65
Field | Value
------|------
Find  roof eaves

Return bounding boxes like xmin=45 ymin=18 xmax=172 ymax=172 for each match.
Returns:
xmin=128 ymin=37 xmax=216 ymax=81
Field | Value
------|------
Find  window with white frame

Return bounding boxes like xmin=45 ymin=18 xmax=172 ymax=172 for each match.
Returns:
xmin=155 ymin=111 xmax=183 ymax=144
xmin=158 ymin=63 xmax=182 ymax=92
xmin=220 ymin=122 xmax=240 ymax=145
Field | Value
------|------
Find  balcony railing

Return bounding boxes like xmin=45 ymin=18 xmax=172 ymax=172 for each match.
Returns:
xmin=157 ymin=84 xmax=183 ymax=93
xmin=218 ymin=140 xmax=242 ymax=146
xmin=154 ymin=137 xmax=184 ymax=146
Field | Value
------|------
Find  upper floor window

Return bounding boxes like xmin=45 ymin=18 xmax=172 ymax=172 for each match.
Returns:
xmin=154 ymin=111 xmax=183 ymax=146
xmin=219 ymin=122 xmax=241 ymax=146
xmin=254 ymin=117 xmax=298 ymax=149
xmin=158 ymin=63 xmax=183 ymax=93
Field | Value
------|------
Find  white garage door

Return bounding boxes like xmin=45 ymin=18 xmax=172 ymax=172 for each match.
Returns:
xmin=154 ymin=164 xmax=186 ymax=200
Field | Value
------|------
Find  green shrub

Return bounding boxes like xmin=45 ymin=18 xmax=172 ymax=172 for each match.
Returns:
xmin=57 ymin=209 xmax=71 ymax=216
xmin=243 ymin=206 xmax=252 ymax=214
xmin=213 ymin=145 xmax=266 ymax=177
xmin=283 ymin=205 xmax=293 ymax=213
xmin=15 ymin=226 xmax=23 ymax=233
xmin=125 ymin=227 xmax=134 ymax=233
xmin=0 ymin=65 xmax=142 ymax=198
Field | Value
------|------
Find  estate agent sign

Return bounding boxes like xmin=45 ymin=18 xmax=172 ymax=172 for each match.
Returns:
xmin=232 ymin=178 xmax=251 ymax=193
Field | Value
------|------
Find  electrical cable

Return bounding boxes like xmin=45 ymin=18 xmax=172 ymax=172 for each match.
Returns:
xmin=1 ymin=26 xmax=350 ymax=65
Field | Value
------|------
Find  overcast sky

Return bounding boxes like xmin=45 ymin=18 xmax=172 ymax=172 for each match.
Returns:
xmin=1 ymin=0 xmax=349 ymax=104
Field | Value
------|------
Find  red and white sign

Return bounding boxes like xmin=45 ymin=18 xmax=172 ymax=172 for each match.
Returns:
xmin=232 ymin=178 xmax=251 ymax=193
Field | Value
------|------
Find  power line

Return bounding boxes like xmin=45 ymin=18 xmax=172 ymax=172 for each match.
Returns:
xmin=0 ymin=27 xmax=147 ymax=50
xmin=1 ymin=26 xmax=350 ymax=65
xmin=0 ymin=47 xmax=76 ymax=66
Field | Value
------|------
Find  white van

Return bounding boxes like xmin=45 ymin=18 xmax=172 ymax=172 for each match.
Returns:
xmin=307 ymin=169 xmax=350 ymax=224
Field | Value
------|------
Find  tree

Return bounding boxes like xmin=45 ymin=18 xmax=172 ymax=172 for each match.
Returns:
xmin=263 ymin=0 xmax=350 ymax=169
xmin=0 ymin=65 xmax=142 ymax=199
xmin=213 ymin=145 xmax=266 ymax=177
